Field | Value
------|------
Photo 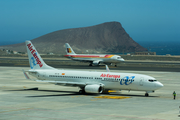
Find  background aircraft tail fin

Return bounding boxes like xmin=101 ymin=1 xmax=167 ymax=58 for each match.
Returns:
xmin=65 ymin=43 xmax=76 ymax=55
xmin=105 ymin=65 xmax=110 ymax=72
xmin=25 ymin=40 xmax=55 ymax=69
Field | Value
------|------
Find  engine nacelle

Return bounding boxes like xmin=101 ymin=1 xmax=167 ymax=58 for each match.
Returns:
xmin=92 ymin=61 xmax=100 ymax=66
xmin=84 ymin=84 xmax=103 ymax=93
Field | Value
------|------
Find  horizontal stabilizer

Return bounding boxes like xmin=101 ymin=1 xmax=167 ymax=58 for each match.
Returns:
xmin=22 ymin=69 xmax=30 ymax=80
xmin=22 ymin=69 xmax=37 ymax=81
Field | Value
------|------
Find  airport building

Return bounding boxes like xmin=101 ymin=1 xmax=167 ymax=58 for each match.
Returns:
xmin=132 ymin=52 xmax=156 ymax=55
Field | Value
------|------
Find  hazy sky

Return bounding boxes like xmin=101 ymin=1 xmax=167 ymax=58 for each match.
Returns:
xmin=0 ymin=0 xmax=180 ymax=45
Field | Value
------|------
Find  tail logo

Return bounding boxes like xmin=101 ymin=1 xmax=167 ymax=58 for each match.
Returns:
xmin=67 ymin=48 xmax=72 ymax=53
xmin=27 ymin=43 xmax=43 ymax=68
xmin=30 ymin=57 xmax=37 ymax=69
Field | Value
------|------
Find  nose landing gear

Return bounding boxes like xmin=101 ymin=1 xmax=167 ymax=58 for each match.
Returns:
xmin=145 ymin=91 xmax=154 ymax=97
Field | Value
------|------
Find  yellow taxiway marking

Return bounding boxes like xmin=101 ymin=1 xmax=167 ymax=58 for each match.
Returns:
xmin=108 ymin=90 xmax=117 ymax=93
xmin=94 ymin=96 xmax=130 ymax=99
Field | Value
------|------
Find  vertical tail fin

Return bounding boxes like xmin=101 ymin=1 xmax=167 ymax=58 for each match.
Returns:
xmin=26 ymin=41 xmax=54 ymax=69
xmin=65 ymin=43 xmax=76 ymax=55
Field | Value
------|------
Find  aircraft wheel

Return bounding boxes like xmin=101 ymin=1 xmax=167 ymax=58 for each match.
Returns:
xmin=102 ymin=89 xmax=109 ymax=94
xmin=89 ymin=64 xmax=92 ymax=66
xmin=79 ymin=90 xmax=85 ymax=94
xmin=145 ymin=93 xmax=149 ymax=97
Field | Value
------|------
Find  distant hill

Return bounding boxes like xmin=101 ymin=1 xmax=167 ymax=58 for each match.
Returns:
xmin=0 ymin=22 xmax=147 ymax=54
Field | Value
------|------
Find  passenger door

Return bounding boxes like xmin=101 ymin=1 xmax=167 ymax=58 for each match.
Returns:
xmin=139 ymin=78 xmax=144 ymax=86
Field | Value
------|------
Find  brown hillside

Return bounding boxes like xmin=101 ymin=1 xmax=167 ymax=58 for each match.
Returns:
xmin=0 ymin=22 xmax=147 ymax=54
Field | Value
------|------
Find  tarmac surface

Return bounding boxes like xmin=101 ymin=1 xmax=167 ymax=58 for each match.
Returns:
xmin=0 ymin=66 xmax=180 ymax=120
xmin=0 ymin=57 xmax=180 ymax=72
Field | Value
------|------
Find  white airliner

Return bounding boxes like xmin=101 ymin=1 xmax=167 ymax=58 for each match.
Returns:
xmin=64 ymin=43 xmax=124 ymax=66
xmin=23 ymin=41 xmax=163 ymax=97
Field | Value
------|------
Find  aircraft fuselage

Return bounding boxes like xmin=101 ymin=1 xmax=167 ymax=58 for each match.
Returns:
xmin=30 ymin=69 xmax=163 ymax=92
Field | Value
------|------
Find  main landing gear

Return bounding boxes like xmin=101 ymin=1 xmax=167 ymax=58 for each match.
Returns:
xmin=79 ymin=90 xmax=85 ymax=94
xmin=145 ymin=93 xmax=149 ymax=97
xmin=89 ymin=62 xmax=93 ymax=66
xmin=89 ymin=63 xmax=92 ymax=66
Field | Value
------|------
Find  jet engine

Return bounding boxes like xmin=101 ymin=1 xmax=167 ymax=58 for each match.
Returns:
xmin=84 ymin=84 xmax=103 ymax=93
xmin=92 ymin=61 xmax=100 ymax=66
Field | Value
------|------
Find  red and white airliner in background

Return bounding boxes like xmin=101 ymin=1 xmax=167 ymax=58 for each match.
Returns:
xmin=64 ymin=43 xmax=124 ymax=66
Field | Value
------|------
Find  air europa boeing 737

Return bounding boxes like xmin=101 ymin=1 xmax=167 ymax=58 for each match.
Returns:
xmin=23 ymin=41 xmax=163 ymax=97
xmin=64 ymin=43 xmax=124 ymax=66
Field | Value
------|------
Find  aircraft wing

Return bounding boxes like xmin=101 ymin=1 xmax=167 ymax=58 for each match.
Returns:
xmin=23 ymin=69 xmax=104 ymax=88
xmin=36 ymin=80 xmax=86 ymax=87
xmin=23 ymin=70 xmax=86 ymax=87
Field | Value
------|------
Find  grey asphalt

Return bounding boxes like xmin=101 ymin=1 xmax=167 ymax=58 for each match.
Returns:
xmin=0 ymin=66 xmax=180 ymax=120
xmin=0 ymin=57 xmax=180 ymax=72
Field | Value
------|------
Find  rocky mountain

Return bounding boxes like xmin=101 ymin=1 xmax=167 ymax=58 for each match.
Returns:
xmin=0 ymin=22 xmax=147 ymax=54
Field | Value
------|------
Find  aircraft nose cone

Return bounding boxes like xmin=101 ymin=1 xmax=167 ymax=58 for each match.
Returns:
xmin=121 ymin=58 xmax=125 ymax=62
xmin=156 ymin=82 xmax=164 ymax=88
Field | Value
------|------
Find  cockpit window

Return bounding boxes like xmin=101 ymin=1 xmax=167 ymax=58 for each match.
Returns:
xmin=117 ymin=57 xmax=121 ymax=59
xmin=149 ymin=79 xmax=157 ymax=82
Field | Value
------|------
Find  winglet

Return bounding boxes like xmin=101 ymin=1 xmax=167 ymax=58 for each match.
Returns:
xmin=105 ymin=65 xmax=110 ymax=72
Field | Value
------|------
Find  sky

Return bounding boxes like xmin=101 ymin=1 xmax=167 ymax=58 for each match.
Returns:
xmin=0 ymin=0 xmax=180 ymax=46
